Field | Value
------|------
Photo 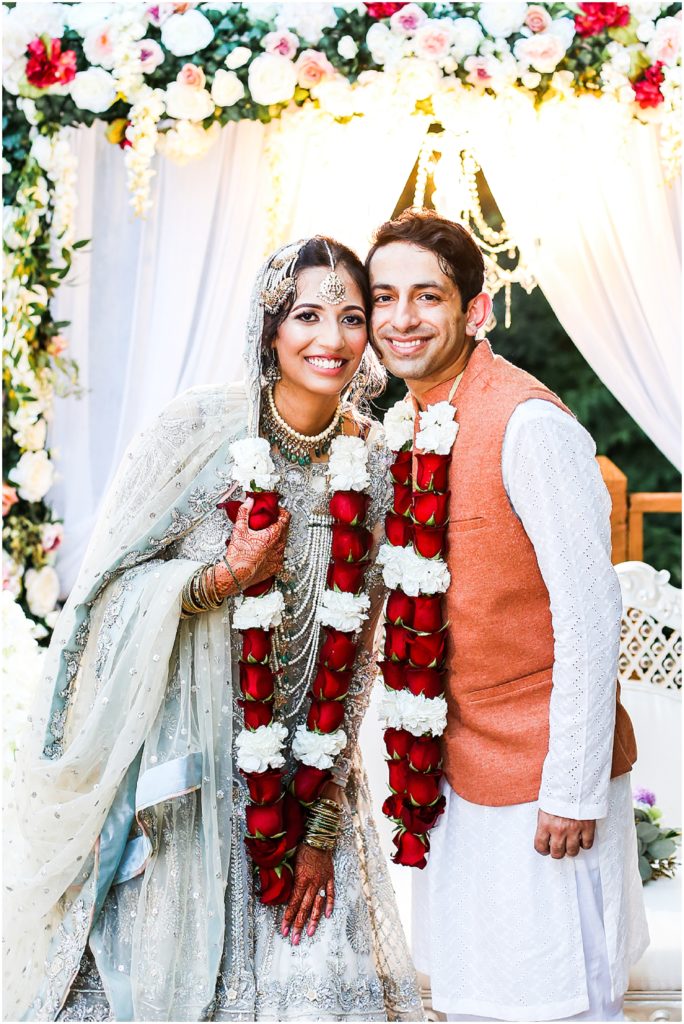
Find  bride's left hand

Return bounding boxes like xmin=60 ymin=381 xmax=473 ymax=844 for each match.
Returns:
xmin=281 ymin=844 xmax=334 ymax=945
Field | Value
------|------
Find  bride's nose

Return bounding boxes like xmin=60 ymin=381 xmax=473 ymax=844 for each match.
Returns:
xmin=318 ymin=321 xmax=346 ymax=350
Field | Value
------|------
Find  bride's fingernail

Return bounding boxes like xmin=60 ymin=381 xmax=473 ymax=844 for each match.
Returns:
xmin=325 ymin=908 xmax=332 ymax=918
xmin=282 ymin=925 xmax=289 ymax=937
xmin=293 ymin=932 xmax=300 ymax=946
xmin=307 ymin=925 xmax=314 ymax=936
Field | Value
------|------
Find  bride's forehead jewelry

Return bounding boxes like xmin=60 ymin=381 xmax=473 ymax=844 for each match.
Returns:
xmin=260 ymin=240 xmax=305 ymax=315
xmin=316 ymin=240 xmax=347 ymax=306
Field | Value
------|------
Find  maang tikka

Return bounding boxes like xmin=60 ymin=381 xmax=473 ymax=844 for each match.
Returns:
xmin=316 ymin=241 xmax=347 ymax=305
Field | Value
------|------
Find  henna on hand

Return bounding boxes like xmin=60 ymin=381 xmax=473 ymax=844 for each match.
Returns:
xmin=281 ymin=844 xmax=334 ymax=944
xmin=214 ymin=499 xmax=290 ymax=599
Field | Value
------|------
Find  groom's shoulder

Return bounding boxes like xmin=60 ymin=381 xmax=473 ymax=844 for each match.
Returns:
xmin=486 ymin=347 xmax=563 ymax=406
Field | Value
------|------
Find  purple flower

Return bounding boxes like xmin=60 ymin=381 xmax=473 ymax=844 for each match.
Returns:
xmin=633 ymin=787 xmax=656 ymax=807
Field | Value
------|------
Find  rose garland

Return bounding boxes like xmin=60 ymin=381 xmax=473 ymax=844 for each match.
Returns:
xmin=221 ymin=434 xmax=372 ymax=905
xmin=376 ymin=398 xmax=459 ymax=868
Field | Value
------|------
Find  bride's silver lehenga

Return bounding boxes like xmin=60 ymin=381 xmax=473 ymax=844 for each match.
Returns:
xmin=58 ymin=440 xmax=424 ymax=1022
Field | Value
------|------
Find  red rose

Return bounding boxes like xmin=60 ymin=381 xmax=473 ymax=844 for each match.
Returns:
xmin=246 ymin=799 xmax=285 ymax=838
xmin=415 ymin=453 xmax=450 ymax=492
xmin=246 ymin=490 xmax=280 ymax=530
xmin=384 ymin=623 xmax=412 ymax=662
xmin=409 ymin=631 xmax=446 ymax=669
xmin=392 ymin=829 xmax=428 ymax=868
xmin=283 ymin=793 xmax=306 ymax=853
xmin=574 ymin=2 xmax=629 ymax=36
xmin=242 ymin=628 xmax=272 ymax=663
xmin=385 ymin=513 xmax=414 ymax=548
xmin=384 ymin=727 xmax=413 ymax=760
xmin=242 ymin=575 xmax=276 ymax=597
xmin=217 ymin=499 xmax=242 ymax=523
xmin=386 ymin=589 xmax=414 ymax=627
xmin=26 ymin=37 xmax=77 ymax=89
xmin=387 ymin=757 xmax=410 ymax=794
xmin=329 ymin=490 xmax=370 ymax=525
xmin=390 ymin=449 xmax=413 ymax=485
xmin=392 ymin=482 xmax=413 ymax=516
xmin=400 ymin=796 xmax=445 ymax=834
xmin=380 ymin=660 xmax=406 ymax=690
xmin=406 ymin=768 xmax=442 ymax=806
xmin=242 ymin=768 xmax=284 ymax=804
xmin=412 ymin=595 xmax=443 ymax=633
xmin=413 ymin=524 xmax=447 ymax=559
xmin=239 ymin=663 xmax=276 ymax=701
xmin=311 ymin=666 xmax=352 ymax=701
xmin=238 ymin=698 xmax=275 ymax=729
xmin=327 ymin=559 xmax=367 ymax=594
xmin=290 ymin=764 xmax=331 ymax=805
xmin=405 ymin=668 xmax=445 ymax=699
xmin=632 ymin=62 xmax=665 ymax=109
xmin=408 ymin=735 xmax=443 ymax=772
xmin=307 ymin=698 xmax=346 ymax=734
xmin=331 ymin=523 xmax=372 ymax=563
xmin=413 ymin=491 xmax=450 ymax=526
xmin=244 ymin=834 xmax=288 ymax=868
xmin=320 ymin=628 xmax=357 ymax=670
xmin=365 ymin=2 xmax=408 ymax=18
xmin=382 ymin=793 xmax=405 ymax=819
xmin=259 ymin=863 xmax=294 ymax=905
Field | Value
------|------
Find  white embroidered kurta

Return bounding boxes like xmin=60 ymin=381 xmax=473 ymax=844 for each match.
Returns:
xmin=412 ymin=400 xmax=649 ymax=1021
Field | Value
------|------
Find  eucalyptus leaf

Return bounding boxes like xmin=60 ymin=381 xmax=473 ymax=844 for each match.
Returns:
xmin=635 ymin=822 xmax=659 ymax=843
xmin=638 ymin=854 xmax=652 ymax=882
xmin=647 ymin=838 xmax=677 ymax=860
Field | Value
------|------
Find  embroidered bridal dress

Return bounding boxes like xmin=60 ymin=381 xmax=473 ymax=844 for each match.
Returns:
xmin=4 ymin=250 xmax=423 ymax=1023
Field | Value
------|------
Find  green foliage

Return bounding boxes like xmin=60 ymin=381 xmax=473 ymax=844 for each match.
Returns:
xmin=634 ymin=805 xmax=681 ymax=883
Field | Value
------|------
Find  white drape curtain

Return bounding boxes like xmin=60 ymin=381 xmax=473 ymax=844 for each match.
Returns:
xmin=461 ymin=93 xmax=681 ymax=469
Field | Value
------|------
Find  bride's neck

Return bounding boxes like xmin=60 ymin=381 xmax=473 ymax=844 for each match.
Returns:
xmin=272 ymin=379 xmax=340 ymax=436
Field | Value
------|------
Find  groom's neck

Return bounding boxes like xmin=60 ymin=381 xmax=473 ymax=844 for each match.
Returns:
xmin=406 ymin=337 xmax=476 ymax=409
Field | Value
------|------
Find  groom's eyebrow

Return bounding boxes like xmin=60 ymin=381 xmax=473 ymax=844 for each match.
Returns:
xmin=371 ymin=281 xmax=445 ymax=290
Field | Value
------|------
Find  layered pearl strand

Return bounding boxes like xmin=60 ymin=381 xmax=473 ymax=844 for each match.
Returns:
xmin=262 ymin=383 xmax=343 ymax=465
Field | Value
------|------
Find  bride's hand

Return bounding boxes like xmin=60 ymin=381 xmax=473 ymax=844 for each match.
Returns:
xmin=214 ymin=498 xmax=289 ymax=598
xmin=281 ymin=844 xmax=335 ymax=945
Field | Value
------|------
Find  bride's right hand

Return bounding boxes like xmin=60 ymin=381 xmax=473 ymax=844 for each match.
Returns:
xmin=214 ymin=498 xmax=289 ymax=598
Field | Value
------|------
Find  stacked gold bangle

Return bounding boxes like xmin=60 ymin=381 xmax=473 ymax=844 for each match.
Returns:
xmin=304 ymin=797 xmax=342 ymax=852
xmin=181 ymin=564 xmax=224 ymax=618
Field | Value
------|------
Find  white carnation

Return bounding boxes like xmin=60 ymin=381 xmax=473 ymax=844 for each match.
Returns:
xmin=478 ymin=2 xmax=528 ymax=38
xmin=416 ymin=401 xmax=459 ymax=454
xmin=327 ymin=435 xmax=370 ymax=492
xmin=161 ymin=10 xmax=215 ymax=56
xmin=292 ymin=723 xmax=347 ymax=769
xmin=383 ymin=399 xmax=415 ymax=452
xmin=164 ymin=82 xmax=215 ymax=122
xmin=229 ymin=437 xmax=279 ymax=491
xmin=316 ymin=590 xmax=370 ymax=632
xmin=24 ymin=566 xmax=60 ymax=619
xmin=378 ymin=544 xmax=451 ymax=596
xmin=70 ymin=68 xmax=118 ymax=113
xmin=225 ymin=46 xmax=252 ymax=70
xmin=211 ymin=69 xmax=245 ymax=106
xmin=8 ymin=450 xmax=55 ymax=503
xmin=451 ymin=16 xmax=485 ymax=60
xmin=377 ymin=687 xmax=448 ymax=737
xmin=235 ymin=722 xmax=287 ymax=773
xmin=233 ymin=590 xmax=285 ymax=631
xmin=247 ymin=53 xmax=298 ymax=106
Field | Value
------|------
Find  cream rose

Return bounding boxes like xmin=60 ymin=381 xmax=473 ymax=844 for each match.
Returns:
xmin=647 ymin=17 xmax=681 ymax=66
xmin=12 ymin=416 xmax=47 ymax=452
xmin=70 ymin=68 xmax=118 ymax=113
xmin=514 ymin=32 xmax=566 ymax=74
xmin=247 ymin=52 xmax=298 ymax=106
xmin=8 ymin=450 xmax=55 ymax=503
xmin=451 ymin=17 xmax=484 ymax=60
xmin=525 ymin=5 xmax=552 ymax=33
xmin=211 ymin=69 xmax=245 ymax=106
xmin=24 ymin=566 xmax=60 ymax=619
xmin=413 ymin=20 xmax=453 ymax=61
xmin=337 ymin=34 xmax=358 ymax=59
xmin=479 ymin=2 xmax=528 ymax=38
xmin=225 ymin=45 xmax=252 ymax=69
xmin=164 ymin=81 xmax=214 ymax=121
xmin=177 ymin=62 xmax=206 ymax=89
xmin=82 ymin=23 xmax=117 ymax=69
xmin=161 ymin=10 xmax=214 ymax=56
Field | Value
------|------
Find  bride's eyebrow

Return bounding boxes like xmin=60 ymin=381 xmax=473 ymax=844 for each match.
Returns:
xmin=291 ymin=302 xmax=365 ymax=313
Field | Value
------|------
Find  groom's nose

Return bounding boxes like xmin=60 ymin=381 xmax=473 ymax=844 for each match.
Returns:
xmin=391 ymin=296 xmax=421 ymax=332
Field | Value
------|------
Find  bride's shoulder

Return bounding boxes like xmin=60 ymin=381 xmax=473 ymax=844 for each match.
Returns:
xmin=154 ymin=381 xmax=248 ymax=430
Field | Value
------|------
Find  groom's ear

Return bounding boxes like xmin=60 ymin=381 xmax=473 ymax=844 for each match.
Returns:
xmin=466 ymin=292 xmax=493 ymax=333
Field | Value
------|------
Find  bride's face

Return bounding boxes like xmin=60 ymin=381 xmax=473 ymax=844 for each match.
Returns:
xmin=273 ymin=266 xmax=368 ymax=397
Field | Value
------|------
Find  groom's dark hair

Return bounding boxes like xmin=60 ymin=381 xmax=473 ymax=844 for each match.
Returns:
xmin=366 ymin=209 xmax=485 ymax=312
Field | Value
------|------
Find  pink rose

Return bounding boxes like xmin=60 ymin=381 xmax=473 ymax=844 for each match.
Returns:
xmin=262 ymin=30 xmax=299 ymax=60
xmin=294 ymin=49 xmax=335 ymax=89
xmin=136 ymin=39 xmax=165 ymax=73
xmin=41 ymin=522 xmax=64 ymax=554
xmin=2 ymin=484 xmax=18 ymax=517
xmin=413 ymin=20 xmax=452 ymax=60
xmin=46 ymin=334 xmax=68 ymax=356
xmin=177 ymin=62 xmax=206 ymax=88
xmin=83 ymin=26 xmax=116 ymax=69
xmin=647 ymin=17 xmax=681 ymax=67
xmin=464 ymin=56 xmax=494 ymax=89
xmin=390 ymin=3 xmax=428 ymax=35
xmin=525 ymin=5 xmax=552 ymax=33
xmin=514 ymin=33 xmax=566 ymax=74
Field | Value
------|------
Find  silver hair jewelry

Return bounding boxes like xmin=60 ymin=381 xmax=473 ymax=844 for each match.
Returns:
xmin=316 ymin=240 xmax=346 ymax=306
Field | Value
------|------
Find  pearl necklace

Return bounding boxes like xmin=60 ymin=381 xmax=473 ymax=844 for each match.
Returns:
xmin=262 ymin=383 xmax=342 ymax=466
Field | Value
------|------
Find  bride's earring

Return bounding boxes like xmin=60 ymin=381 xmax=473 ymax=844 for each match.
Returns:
xmin=264 ymin=351 xmax=281 ymax=383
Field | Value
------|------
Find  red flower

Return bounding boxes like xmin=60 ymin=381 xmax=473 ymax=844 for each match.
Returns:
xmin=259 ymin=863 xmax=294 ymax=904
xmin=327 ymin=559 xmax=367 ymax=594
xmin=246 ymin=490 xmax=280 ymax=530
xmin=290 ymin=764 xmax=331 ymax=805
xmin=392 ymin=482 xmax=413 ymax=516
xmin=388 ymin=757 xmax=410 ymax=794
xmin=307 ymin=698 xmax=346 ymax=734
xmin=311 ymin=666 xmax=352 ymax=701
xmin=331 ymin=523 xmax=372 ymax=563
xmin=406 ymin=768 xmax=442 ymax=806
xmin=384 ymin=727 xmax=414 ymax=760
xmin=413 ymin=524 xmax=447 ymax=559
xmin=217 ymin=499 xmax=242 ymax=523
xmin=283 ymin=793 xmax=306 ymax=852
xmin=400 ymin=797 xmax=445 ymax=834
xmin=385 ymin=512 xmax=414 ymax=547
xmin=242 ymin=768 xmax=284 ymax=804
xmin=405 ymin=668 xmax=445 ymax=699
xmin=239 ymin=663 xmax=276 ymax=701
xmin=25 ymin=37 xmax=77 ymax=89
xmin=384 ymin=623 xmax=412 ymax=662
xmin=244 ymin=834 xmax=288 ymax=868
xmin=632 ymin=62 xmax=665 ymax=108
xmin=392 ymin=829 xmax=428 ymax=868
xmin=412 ymin=595 xmax=443 ymax=633
xmin=242 ymin=628 xmax=272 ymax=663
xmin=380 ymin=660 xmax=406 ymax=690
xmin=238 ymin=698 xmax=275 ymax=730
xmin=409 ymin=631 xmax=446 ymax=669
xmin=390 ymin=449 xmax=413 ymax=485
xmin=408 ymin=735 xmax=443 ymax=772
xmin=382 ymin=793 xmax=405 ymax=819
xmin=574 ymin=2 xmax=630 ymax=36
xmin=242 ymin=575 xmax=276 ymax=597
xmin=365 ymin=2 xmax=408 ymax=18
xmin=329 ymin=490 xmax=369 ymax=525
xmin=246 ymin=799 xmax=285 ymax=838
xmin=320 ymin=628 xmax=357 ymax=670
xmin=386 ymin=589 xmax=414 ymax=627
xmin=415 ymin=453 xmax=450 ymax=492
xmin=413 ymin=491 xmax=450 ymax=526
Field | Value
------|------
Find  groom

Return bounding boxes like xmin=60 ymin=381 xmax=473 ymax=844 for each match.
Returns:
xmin=367 ymin=209 xmax=648 ymax=1021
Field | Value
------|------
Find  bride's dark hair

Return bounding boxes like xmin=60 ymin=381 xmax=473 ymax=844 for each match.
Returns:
xmin=261 ymin=236 xmax=386 ymax=410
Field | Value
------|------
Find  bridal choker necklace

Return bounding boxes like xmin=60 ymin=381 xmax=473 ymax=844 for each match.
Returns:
xmin=262 ymin=383 xmax=343 ymax=465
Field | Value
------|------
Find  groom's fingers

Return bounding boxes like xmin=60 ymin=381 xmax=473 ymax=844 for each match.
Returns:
xmin=533 ymin=821 xmax=551 ymax=856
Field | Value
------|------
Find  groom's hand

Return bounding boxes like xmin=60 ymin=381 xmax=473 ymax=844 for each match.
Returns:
xmin=534 ymin=810 xmax=596 ymax=858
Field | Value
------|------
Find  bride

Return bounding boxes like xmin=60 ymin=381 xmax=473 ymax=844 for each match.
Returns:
xmin=4 ymin=237 xmax=423 ymax=1022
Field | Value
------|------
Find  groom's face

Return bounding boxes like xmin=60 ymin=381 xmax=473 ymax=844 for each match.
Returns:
xmin=369 ymin=242 xmax=468 ymax=393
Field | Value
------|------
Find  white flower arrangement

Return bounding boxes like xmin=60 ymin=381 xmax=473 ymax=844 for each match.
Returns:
xmin=383 ymin=400 xmax=415 ymax=452
xmin=233 ymin=590 xmax=285 ymax=631
xmin=416 ymin=401 xmax=459 ymax=455
xmin=160 ymin=10 xmax=215 ymax=57
xmin=327 ymin=435 xmax=370 ymax=492
xmin=235 ymin=721 xmax=288 ymax=773
xmin=378 ymin=544 xmax=451 ymax=596
xmin=377 ymin=687 xmax=448 ymax=738
xmin=23 ymin=565 xmax=60 ymax=619
xmin=8 ymin=450 xmax=55 ymax=503
xmin=292 ymin=723 xmax=347 ymax=769
xmin=229 ymin=437 xmax=279 ymax=492
xmin=316 ymin=589 xmax=370 ymax=632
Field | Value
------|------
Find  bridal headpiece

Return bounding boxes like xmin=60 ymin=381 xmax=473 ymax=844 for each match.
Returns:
xmin=316 ymin=240 xmax=347 ymax=306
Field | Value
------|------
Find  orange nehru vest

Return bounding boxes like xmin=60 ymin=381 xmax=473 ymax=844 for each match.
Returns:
xmin=418 ymin=340 xmax=636 ymax=806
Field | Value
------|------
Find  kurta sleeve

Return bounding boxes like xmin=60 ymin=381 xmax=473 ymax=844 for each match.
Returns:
xmin=502 ymin=399 xmax=622 ymax=820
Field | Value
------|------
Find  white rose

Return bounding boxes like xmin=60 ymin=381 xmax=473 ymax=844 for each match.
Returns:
xmin=235 ymin=722 xmax=287 ymax=773
xmin=211 ymin=69 xmax=245 ymax=106
xmin=70 ymin=68 xmax=118 ymax=113
xmin=606 ymin=42 xmax=632 ymax=74
xmin=229 ymin=437 xmax=279 ymax=491
xmin=337 ymin=35 xmax=358 ymax=59
xmin=12 ymin=416 xmax=47 ymax=452
xmin=292 ymin=723 xmax=347 ymax=769
xmin=631 ymin=2 xmax=666 ymax=20
xmin=451 ymin=17 xmax=485 ymax=60
xmin=513 ymin=32 xmax=566 ymax=74
xmin=547 ymin=17 xmax=576 ymax=50
xmin=366 ymin=22 xmax=401 ymax=66
xmin=8 ymin=450 xmax=55 ymax=503
xmin=247 ymin=53 xmax=298 ymax=106
xmin=233 ymin=590 xmax=285 ymax=631
xmin=521 ymin=70 xmax=542 ymax=88
xmin=3 ymin=58 xmax=26 ymax=97
xmin=24 ymin=566 xmax=60 ymax=619
xmin=225 ymin=46 xmax=252 ymax=69
xmin=64 ymin=2 xmax=115 ymax=35
xmin=276 ymin=3 xmax=338 ymax=45
xmin=327 ymin=435 xmax=370 ymax=492
xmin=244 ymin=3 xmax=280 ymax=21
xmin=647 ymin=17 xmax=682 ymax=66
xmin=164 ymin=81 xmax=214 ymax=121
xmin=479 ymin=2 xmax=528 ymax=38
xmin=161 ymin=10 xmax=214 ymax=56
xmin=383 ymin=399 xmax=415 ymax=452
xmin=316 ymin=590 xmax=370 ymax=632
xmin=416 ymin=401 xmax=458 ymax=455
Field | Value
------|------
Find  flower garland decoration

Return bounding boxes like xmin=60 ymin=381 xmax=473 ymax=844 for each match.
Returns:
xmin=222 ymin=433 xmax=372 ymax=905
xmin=376 ymin=397 xmax=460 ymax=868
xmin=633 ymin=787 xmax=681 ymax=883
